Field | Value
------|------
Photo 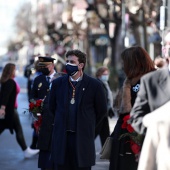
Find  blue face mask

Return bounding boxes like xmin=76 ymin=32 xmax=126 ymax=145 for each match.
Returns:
xmin=65 ymin=63 xmax=78 ymax=76
xmin=100 ymin=75 xmax=109 ymax=82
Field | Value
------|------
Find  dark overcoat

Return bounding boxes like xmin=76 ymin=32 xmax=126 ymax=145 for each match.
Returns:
xmin=49 ymin=74 xmax=107 ymax=167
xmin=130 ymin=68 xmax=170 ymax=134
xmin=37 ymin=73 xmax=65 ymax=151
xmin=0 ymin=79 xmax=16 ymax=134
xmin=37 ymin=92 xmax=54 ymax=151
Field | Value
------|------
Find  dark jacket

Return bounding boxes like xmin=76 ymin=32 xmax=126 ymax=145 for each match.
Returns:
xmin=109 ymin=78 xmax=141 ymax=170
xmin=0 ymin=79 xmax=16 ymax=134
xmin=37 ymin=92 xmax=54 ymax=151
xmin=49 ymin=74 xmax=107 ymax=167
xmin=36 ymin=73 xmax=63 ymax=151
xmin=130 ymin=68 xmax=169 ymax=135
xmin=30 ymin=74 xmax=50 ymax=100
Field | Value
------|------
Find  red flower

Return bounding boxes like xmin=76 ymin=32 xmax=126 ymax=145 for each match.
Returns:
xmin=123 ymin=115 xmax=130 ymax=121
xmin=120 ymin=114 xmax=143 ymax=159
xmin=36 ymin=99 xmax=42 ymax=107
xmin=127 ymin=124 xmax=134 ymax=133
xmin=130 ymin=141 xmax=141 ymax=154
xmin=29 ymin=99 xmax=43 ymax=117
xmin=29 ymin=102 xmax=35 ymax=110
xmin=34 ymin=115 xmax=42 ymax=134
xmin=121 ymin=115 xmax=134 ymax=132
xmin=26 ymin=99 xmax=44 ymax=135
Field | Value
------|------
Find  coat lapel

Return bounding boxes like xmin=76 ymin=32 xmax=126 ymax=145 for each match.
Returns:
xmin=77 ymin=74 xmax=90 ymax=105
xmin=62 ymin=75 xmax=69 ymax=108
xmin=61 ymin=74 xmax=90 ymax=106
xmin=158 ymin=68 xmax=170 ymax=99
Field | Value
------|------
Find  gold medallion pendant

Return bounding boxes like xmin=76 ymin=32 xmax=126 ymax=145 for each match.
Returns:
xmin=70 ymin=98 xmax=75 ymax=104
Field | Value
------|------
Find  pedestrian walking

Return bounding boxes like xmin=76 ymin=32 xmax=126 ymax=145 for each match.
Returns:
xmin=95 ymin=66 xmax=114 ymax=147
xmin=0 ymin=63 xmax=39 ymax=158
xmin=109 ymin=46 xmax=155 ymax=170
xmin=49 ymin=49 xmax=107 ymax=170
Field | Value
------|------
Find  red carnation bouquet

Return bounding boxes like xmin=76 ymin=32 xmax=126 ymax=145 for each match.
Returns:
xmin=29 ymin=99 xmax=43 ymax=134
xmin=119 ymin=114 xmax=144 ymax=161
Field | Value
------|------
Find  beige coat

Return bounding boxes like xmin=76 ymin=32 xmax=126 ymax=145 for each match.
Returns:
xmin=138 ymin=101 xmax=170 ymax=170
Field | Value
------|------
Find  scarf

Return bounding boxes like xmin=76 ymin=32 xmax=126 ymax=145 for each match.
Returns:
xmin=114 ymin=75 xmax=142 ymax=115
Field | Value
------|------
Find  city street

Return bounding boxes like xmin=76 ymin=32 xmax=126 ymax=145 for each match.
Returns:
xmin=0 ymin=75 xmax=117 ymax=170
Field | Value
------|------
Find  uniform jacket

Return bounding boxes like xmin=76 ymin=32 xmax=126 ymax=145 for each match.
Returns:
xmin=37 ymin=73 xmax=63 ymax=151
xmin=49 ymin=74 xmax=107 ymax=167
xmin=0 ymin=79 xmax=16 ymax=134
xmin=130 ymin=68 xmax=170 ymax=134
xmin=30 ymin=74 xmax=50 ymax=100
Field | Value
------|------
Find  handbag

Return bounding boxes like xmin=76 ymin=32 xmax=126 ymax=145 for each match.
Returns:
xmin=100 ymin=137 xmax=113 ymax=160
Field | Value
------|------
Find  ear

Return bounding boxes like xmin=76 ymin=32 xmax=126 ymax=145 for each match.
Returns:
xmin=78 ymin=63 xmax=84 ymax=70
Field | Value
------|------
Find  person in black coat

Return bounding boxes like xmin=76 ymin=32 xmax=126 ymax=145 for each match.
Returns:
xmin=37 ymin=72 xmax=66 ymax=170
xmin=30 ymin=56 xmax=56 ymax=151
xmin=109 ymin=46 xmax=155 ymax=170
xmin=49 ymin=49 xmax=107 ymax=170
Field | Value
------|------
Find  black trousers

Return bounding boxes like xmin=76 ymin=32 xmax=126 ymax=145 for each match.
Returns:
xmin=30 ymin=127 xmax=38 ymax=149
xmin=0 ymin=109 xmax=27 ymax=151
xmin=38 ymin=150 xmax=54 ymax=170
xmin=55 ymin=132 xmax=91 ymax=170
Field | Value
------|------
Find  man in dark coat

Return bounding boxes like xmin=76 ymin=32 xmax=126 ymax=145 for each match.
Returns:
xmin=30 ymin=56 xmax=56 ymax=101
xmin=37 ymin=72 xmax=66 ymax=170
xmin=30 ymin=56 xmax=56 ymax=169
xmin=49 ymin=49 xmax=107 ymax=170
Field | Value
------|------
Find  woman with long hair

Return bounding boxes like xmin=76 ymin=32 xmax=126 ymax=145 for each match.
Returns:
xmin=0 ymin=63 xmax=39 ymax=158
xmin=109 ymin=46 xmax=156 ymax=170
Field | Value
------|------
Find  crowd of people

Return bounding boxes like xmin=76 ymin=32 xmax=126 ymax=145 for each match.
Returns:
xmin=1 ymin=30 xmax=170 ymax=170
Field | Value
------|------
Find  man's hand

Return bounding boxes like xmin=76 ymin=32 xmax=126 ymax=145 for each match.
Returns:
xmin=0 ymin=108 xmax=5 ymax=119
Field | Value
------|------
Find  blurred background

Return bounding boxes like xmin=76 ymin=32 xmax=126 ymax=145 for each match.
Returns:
xmin=0 ymin=0 xmax=169 ymax=91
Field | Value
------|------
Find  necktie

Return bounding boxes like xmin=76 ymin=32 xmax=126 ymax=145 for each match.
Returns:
xmin=46 ymin=76 xmax=51 ymax=84
xmin=71 ymin=81 xmax=77 ymax=87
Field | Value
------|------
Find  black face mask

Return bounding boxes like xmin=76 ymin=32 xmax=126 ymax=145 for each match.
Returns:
xmin=40 ymin=68 xmax=50 ymax=75
xmin=65 ymin=63 xmax=78 ymax=76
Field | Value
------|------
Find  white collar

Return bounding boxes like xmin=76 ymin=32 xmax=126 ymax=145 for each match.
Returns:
xmin=70 ymin=74 xmax=83 ymax=82
xmin=47 ymin=71 xmax=56 ymax=80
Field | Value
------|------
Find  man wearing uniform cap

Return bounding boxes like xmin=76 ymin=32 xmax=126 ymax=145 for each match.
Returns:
xmin=30 ymin=56 xmax=56 ymax=100
xmin=30 ymin=56 xmax=56 ymax=170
